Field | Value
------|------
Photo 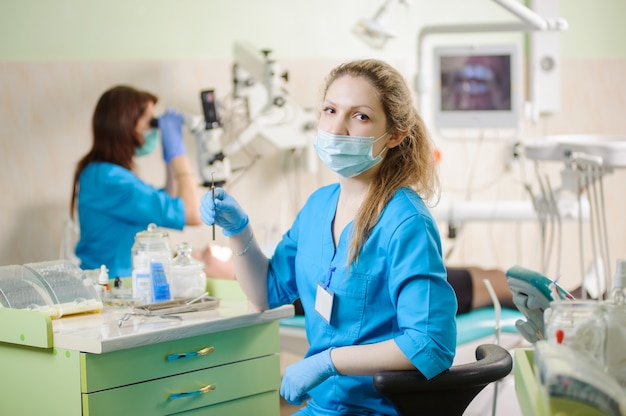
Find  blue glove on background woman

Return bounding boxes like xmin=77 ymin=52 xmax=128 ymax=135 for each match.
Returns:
xmin=200 ymin=188 xmax=249 ymax=236
xmin=159 ymin=108 xmax=185 ymax=164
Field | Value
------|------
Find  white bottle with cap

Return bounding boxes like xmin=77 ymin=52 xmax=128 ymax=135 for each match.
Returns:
xmin=95 ymin=264 xmax=110 ymax=300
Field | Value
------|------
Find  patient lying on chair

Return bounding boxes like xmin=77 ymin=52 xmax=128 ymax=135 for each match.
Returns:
xmin=447 ymin=266 xmax=516 ymax=314
xmin=194 ymin=245 xmax=515 ymax=315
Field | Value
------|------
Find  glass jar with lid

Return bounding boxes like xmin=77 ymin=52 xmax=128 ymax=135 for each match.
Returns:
xmin=131 ymin=223 xmax=172 ymax=304
xmin=170 ymin=242 xmax=206 ymax=299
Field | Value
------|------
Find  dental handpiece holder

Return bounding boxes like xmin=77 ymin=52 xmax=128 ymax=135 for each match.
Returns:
xmin=132 ymin=223 xmax=173 ymax=305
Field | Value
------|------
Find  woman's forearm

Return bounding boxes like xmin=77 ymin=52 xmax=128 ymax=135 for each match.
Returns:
xmin=230 ymin=226 xmax=270 ymax=311
xmin=168 ymin=156 xmax=201 ymax=225
xmin=331 ymin=339 xmax=415 ymax=376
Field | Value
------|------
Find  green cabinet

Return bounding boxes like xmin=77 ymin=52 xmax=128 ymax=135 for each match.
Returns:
xmin=83 ymin=354 xmax=279 ymax=415
xmin=0 ymin=341 xmax=83 ymax=416
xmin=0 ymin=304 xmax=290 ymax=415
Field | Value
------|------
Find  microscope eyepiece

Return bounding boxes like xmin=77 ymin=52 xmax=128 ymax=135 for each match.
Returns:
xmin=149 ymin=117 xmax=159 ymax=128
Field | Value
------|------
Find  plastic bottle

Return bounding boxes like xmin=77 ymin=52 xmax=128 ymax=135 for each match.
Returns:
xmin=132 ymin=223 xmax=172 ymax=304
xmin=94 ymin=265 xmax=110 ymax=300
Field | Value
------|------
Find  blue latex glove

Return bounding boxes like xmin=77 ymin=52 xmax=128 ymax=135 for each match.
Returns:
xmin=200 ymin=188 xmax=249 ymax=236
xmin=159 ymin=108 xmax=186 ymax=164
xmin=280 ymin=348 xmax=337 ymax=406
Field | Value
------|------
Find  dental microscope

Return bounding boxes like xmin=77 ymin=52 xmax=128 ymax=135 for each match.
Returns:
xmin=190 ymin=41 xmax=317 ymax=188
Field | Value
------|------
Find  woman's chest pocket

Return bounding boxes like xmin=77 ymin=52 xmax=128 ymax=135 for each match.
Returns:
xmin=324 ymin=272 xmax=372 ymax=339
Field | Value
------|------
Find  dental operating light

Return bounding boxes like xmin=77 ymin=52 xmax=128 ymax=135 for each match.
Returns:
xmin=353 ymin=0 xmax=567 ymax=50
xmin=352 ymin=0 xmax=411 ymax=49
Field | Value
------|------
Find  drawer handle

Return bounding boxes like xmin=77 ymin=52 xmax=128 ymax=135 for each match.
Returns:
xmin=169 ymin=383 xmax=216 ymax=400
xmin=167 ymin=346 xmax=215 ymax=361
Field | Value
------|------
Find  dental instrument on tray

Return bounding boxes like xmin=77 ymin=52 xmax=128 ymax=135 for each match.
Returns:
xmin=133 ymin=295 xmax=219 ymax=314
xmin=117 ymin=295 xmax=220 ymax=327
xmin=118 ymin=312 xmax=182 ymax=328
xmin=186 ymin=291 xmax=209 ymax=305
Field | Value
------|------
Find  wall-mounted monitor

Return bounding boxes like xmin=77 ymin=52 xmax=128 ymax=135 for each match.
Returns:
xmin=433 ymin=44 xmax=520 ymax=129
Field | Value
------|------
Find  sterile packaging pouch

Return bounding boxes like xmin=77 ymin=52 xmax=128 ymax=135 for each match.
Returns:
xmin=534 ymin=340 xmax=626 ymax=416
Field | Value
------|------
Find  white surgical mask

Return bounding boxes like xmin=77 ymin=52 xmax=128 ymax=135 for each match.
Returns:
xmin=314 ymin=128 xmax=388 ymax=178
xmin=135 ymin=129 xmax=159 ymax=157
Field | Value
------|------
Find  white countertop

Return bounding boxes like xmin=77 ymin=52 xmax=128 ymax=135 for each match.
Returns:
xmin=51 ymin=300 xmax=294 ymax=354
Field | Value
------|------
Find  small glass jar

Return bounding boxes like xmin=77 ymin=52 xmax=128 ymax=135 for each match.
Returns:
xmin=131 ymin=223 xmax=172 ymax=304
xmin=544 ymin=300 xmax=607 ymax=367
xmin=170 ymin=242 xmax=206 ymax=299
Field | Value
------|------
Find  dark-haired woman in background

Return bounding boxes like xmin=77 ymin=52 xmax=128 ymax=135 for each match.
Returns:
xmin=70 ymin=85 xmax=201 ymax=278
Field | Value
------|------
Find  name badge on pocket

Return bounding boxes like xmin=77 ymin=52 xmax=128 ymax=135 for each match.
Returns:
xmin=315 ymin=282 xmax=334 ymax=324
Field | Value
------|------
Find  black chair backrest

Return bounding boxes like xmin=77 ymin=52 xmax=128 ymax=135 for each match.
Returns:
xmin=373 ymin=344 xmax=513 ymax=416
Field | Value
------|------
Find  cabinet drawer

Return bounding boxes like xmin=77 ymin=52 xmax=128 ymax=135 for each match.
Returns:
xmin=176 ymin=390 xmax=279 ymax=416
xmin=81 ymin=321 xmax=279 ymax=392
xmin=82 ymin=354 xmax=280 ymax=415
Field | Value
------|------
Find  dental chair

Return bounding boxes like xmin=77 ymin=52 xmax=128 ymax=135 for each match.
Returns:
xmin=373 ymin=343 xmax=513 ymax=416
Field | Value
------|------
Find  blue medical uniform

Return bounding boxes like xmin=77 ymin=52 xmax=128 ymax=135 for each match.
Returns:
xmin=268 ymin=184 xmax=457 ymax=415
xmin=75 ymin=162 xmax=185 ymax=278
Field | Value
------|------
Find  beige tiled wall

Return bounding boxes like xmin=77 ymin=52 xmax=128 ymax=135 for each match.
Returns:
xmin=1 ymin=57 xmax=624 ymax=291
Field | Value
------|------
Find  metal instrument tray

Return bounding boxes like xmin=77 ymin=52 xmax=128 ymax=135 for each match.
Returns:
xmin=132 ymin=296 xmax=220 ymax=316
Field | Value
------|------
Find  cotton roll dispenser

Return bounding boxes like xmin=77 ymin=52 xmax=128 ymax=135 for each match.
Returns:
xmin=132 ymin=223 xmax=172 ymax=304
xmin=170 ymin=242 xmax=206 ymax=299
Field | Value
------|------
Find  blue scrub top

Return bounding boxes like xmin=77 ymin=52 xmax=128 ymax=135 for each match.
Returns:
xmin=267 ymin=184 xmax=457 ymax=415
xmin=75 ymin=162 xmax=185 ymax=278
